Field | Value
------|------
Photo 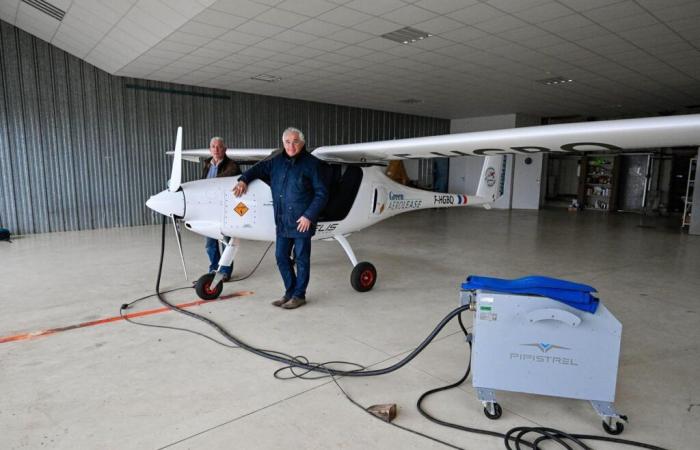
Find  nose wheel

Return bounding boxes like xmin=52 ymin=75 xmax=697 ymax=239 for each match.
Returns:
xmin=195 ymin=273 xmax=223 ymax=300
xmin=351 ymin=262 xmax=377 ymax=292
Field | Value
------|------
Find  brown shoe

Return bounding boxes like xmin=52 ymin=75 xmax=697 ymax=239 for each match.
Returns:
xmin=271 ymin=296 xmax=290 ymax=307
xmin=281 ymin=297 xmax=306 ymax=309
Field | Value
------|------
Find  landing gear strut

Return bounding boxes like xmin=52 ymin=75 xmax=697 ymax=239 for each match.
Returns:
xmin=194 ymin=237 xmax=239 ymax=301
xmin=335 ymin=234 xmax=377 ymax=292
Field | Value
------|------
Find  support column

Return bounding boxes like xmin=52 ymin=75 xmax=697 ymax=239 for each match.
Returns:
xmin=689 ymin=148 xmax=700 ymax=235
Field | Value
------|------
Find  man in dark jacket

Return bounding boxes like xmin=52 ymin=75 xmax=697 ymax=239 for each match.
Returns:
xmin=233 ymin=127 xmax=328 ymax=309
xmin=203 ymin=137 xmax=241 ymax=281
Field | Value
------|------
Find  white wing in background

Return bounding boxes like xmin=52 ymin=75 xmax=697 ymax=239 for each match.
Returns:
xmin=167 ymin=148 xmax=277 ymax=162
xmin=312 ymin=114 xmax=700 ymax=164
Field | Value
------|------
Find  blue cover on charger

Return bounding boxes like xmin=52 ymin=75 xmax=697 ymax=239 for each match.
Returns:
xmin=461 ymin=275 xmax=599 ymax=313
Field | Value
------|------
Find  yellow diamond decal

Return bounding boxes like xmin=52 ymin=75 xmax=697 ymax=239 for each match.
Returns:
xmin=234 ymin=202 xmax=249 ymax=217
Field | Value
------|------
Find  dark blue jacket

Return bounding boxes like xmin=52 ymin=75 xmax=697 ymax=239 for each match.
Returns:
xmin=239 ymin=149 xmax=329 ymax=238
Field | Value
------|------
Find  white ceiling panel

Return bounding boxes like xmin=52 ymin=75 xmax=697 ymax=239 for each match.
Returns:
xmin=513 ymin=2 xmax=573 ymax=23
xmin=209 ymin=0 xmax=268 ymax=18
xmin=413 ymin=15 xmax=463 ymax=34
xmin=334 ymin=44 xmax=374 ymax=57
xmin=255 ymin=7 xmax=308 ymax=27
xmin=281 ymin=46 xmax=322 ymax=58
xmin=474 ymin=14 xmax=527 ymax=33
xmin=277 ymin=0 xmax=338 ymax=16
xmin=413 ymin=0 xmax=477 ymax=15
xmin=486 ymin=0 xmax=551 ymax=14
xmin=351 ymin=17 xmax=401 ymax=35
xmin=381 ymin=5 xmax=437 ymax=25
xmin=235 ymin=20 xmax=285 ymax=37
xmin=328 ymin=28 xmax=371 ymax=44
xmin=318 ymin=6 xmax=371 ymax=27
xmin=191 ymin=8 xmax=246 ymax=29
xmin=344 ymin=0 xmax=405 ymax=16
xmin=178 ymin=21 xmax=228 ymax=38
xmin=450 ymin=3 xmax=503 ymax=25
xmin=305 ymin=37 xmax=346 ymax=51
xmin=218 ymin=29 xmax=265 ymax=45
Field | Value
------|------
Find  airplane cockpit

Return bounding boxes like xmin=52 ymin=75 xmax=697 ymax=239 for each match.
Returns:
xmin=319 ymin=163 xmax=363 ymax=222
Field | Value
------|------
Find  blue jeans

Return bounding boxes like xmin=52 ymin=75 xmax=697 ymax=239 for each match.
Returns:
xmin=205 ymin=238 xmax=232 ymax=275
xmin=275 ymin=236 xmax=311 ymax=299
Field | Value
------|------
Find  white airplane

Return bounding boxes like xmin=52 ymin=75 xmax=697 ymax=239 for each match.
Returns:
xmin=146 ymin=114 xmax=700 ymax=300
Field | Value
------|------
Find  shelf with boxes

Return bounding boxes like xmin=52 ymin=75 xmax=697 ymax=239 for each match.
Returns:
xmin=579 ymin=155 xmax=619 ymax=211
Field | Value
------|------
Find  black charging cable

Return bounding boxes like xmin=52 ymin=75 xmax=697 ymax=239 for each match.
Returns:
xmin=135 ymin=218 xmax=668 ymax=450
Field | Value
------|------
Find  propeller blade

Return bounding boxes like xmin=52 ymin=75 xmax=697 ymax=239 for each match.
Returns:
xmin=169 ymin=127 xmax=183 ymax=192
xmin=171 ymin=215 xmax=188 ymax=281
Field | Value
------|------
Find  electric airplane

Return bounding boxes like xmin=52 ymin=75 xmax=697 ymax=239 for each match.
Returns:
xmin=146 ymin=114 xmax=700 ymax=300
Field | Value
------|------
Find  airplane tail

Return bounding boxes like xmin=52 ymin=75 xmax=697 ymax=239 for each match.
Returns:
xmin=475 ymin=155 xmax=506 ymax=204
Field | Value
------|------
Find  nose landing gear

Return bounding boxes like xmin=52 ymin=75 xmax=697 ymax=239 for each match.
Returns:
xmin=195 ymin=273 xmax=223 ymax=300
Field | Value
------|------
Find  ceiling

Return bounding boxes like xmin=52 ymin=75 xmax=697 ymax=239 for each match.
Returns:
xmin=2 ymin=0 xmax=700 ymax=119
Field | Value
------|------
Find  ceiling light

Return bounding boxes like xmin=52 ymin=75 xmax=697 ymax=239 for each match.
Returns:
xmin=251 ymin=74 xmax=280 ymax=82
xmin=382 ymin=27 xmax=433 ymax=45
xmin=536 ymin=76 xmax=574 ymax=86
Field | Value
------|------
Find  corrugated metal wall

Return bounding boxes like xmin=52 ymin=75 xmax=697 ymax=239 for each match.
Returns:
xmin=0 ymin=21 xmax=449 ymax=235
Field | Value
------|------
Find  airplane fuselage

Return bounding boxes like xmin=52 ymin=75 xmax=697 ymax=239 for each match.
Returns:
xmin=147 ymin=166 xmax=489 ymax=243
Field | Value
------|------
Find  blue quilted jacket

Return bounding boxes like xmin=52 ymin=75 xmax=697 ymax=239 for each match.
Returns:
xmin=239 ymin=150 xmax=329 ymax=238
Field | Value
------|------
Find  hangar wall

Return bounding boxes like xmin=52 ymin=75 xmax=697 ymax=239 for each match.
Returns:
xmin=0 ymin=20 xmax=449 ymax=235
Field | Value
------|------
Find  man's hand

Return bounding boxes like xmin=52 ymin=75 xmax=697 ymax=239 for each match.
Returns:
xmin=232 ymin=180 xmax=247 ymax=197
xmin=296 ymin=216 xmax=311 ymax=233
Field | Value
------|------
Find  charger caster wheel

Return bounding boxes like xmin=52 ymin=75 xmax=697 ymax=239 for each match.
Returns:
xmin=195 ymin=273 xmax=223 ymax=300
xmin=351 ymin=262 xmax=376 ymax=292
xmin=484 ymin=403 xmax=502 ymax=420
xmin=602 ymin=417 xmax=625 ymax=435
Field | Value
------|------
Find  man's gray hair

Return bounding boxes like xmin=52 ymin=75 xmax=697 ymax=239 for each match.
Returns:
xmin=282 ymin=127 xmax=305 ymax=143
xmin=210 ymin=136 xmax=225 ymax=146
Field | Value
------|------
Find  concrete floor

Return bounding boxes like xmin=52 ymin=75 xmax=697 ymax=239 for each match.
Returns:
xmin=1 ymin=208 xmax=699 ymax=449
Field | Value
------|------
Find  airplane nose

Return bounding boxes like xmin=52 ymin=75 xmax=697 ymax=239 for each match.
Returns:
xmin=146 ymin=189 xmax=185 ymax=217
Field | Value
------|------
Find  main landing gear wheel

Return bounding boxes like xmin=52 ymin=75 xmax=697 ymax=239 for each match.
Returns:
xmin=351 ymin=262 xmax=377 ymax=292
xmin=195 ymin=273 xmax=223 ymax=300
xmin=483 ymin=403 xmax=502 ymax=420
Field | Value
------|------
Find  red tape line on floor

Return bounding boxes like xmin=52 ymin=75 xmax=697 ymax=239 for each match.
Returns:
xmin=0 ymin=291 xmax=254 ymax=344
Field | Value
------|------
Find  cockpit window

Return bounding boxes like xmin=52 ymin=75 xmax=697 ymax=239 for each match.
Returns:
xmin=319 ymin=164 xmax=363 ymax=221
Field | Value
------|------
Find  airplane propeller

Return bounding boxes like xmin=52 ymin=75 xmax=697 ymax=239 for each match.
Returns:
xmin=168 ymin=126 xmax=187 ymax=279
xmin=168 ymin=126 xmax=182 ymax=192
xmin=171 ymin=215 xmax=188 ymax=281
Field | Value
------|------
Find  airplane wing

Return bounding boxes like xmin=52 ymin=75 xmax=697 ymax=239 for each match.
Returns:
xmin=312 ymin=114 xmax=700 ymax=164
xmin=167 ymin=148 xmax=277 ymax=162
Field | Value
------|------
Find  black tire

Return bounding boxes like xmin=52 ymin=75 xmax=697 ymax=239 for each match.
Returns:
xmin=351 ymin=262 xmax=377 ymax=292
xmin=195 ymin=273 xmax=223 ymax=301
xmin=602 ymin=419 xmax=624 ymax=435
xmin=484 ymin=403 xmax=502 ymax=420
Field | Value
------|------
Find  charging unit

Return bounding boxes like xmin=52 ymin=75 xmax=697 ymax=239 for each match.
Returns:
xmin=460 ymin=276 xmax=626 ymax=434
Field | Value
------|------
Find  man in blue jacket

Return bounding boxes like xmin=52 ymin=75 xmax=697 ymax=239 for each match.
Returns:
xmin=233 ymin=127 xmax=329 ymax=309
